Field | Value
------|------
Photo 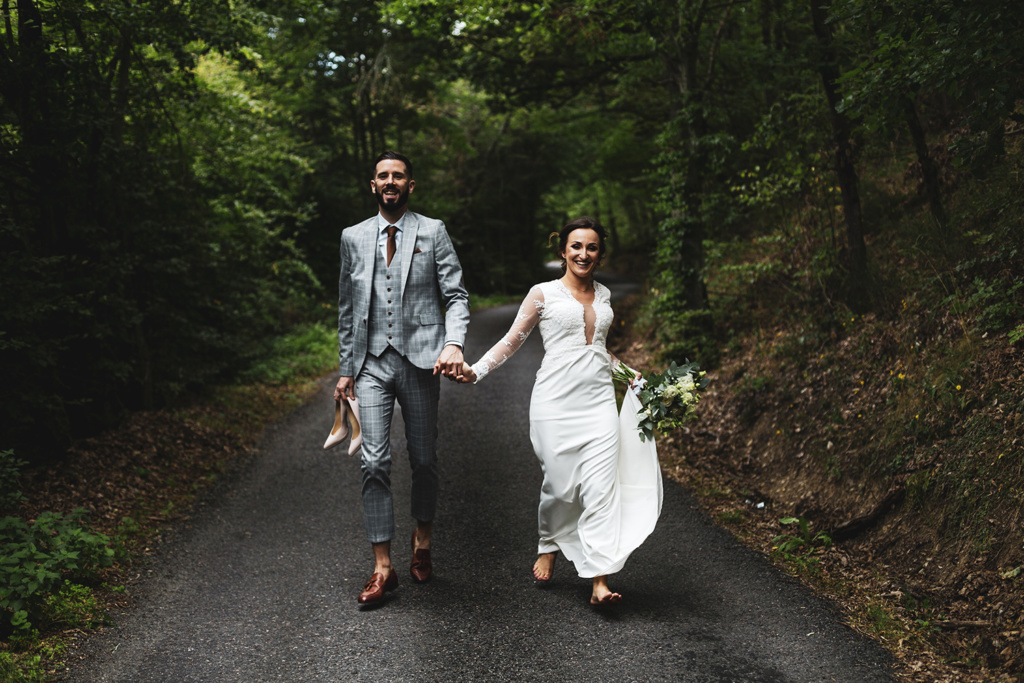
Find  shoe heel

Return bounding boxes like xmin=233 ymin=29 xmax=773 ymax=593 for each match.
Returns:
xmin=323 ymin=399 xmax=349 ymax=449
xmin=347 ymin=397 xmax=362 ymax=456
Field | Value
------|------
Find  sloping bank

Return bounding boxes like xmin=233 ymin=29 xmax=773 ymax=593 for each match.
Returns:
xmin=608 ymin=292 xmax=1023 ymax=683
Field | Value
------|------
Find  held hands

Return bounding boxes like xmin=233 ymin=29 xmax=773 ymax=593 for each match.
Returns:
xmin=457 ymin=362 xmax=477 ymax=384
xmin=433 ymin=344 xmax=465 ymax=381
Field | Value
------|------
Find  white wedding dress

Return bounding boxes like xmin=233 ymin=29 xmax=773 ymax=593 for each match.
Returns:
xmin=471 ymin=279 xmax=663 ymax=577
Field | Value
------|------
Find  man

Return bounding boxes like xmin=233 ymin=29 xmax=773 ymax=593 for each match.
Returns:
xmin=335 ymin=151 xmax=470 ymax=605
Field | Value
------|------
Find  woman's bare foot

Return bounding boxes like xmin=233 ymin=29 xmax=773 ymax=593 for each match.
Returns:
xmin=590 ymin=576 xmax=622 ymax=605
xmin=532 ymin=552 xmax=556 ymax=581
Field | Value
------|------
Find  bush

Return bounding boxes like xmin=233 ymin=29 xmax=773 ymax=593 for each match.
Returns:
xmin=41 ymin=581 xmax=106 ymax=631
xmin=0 ymin=510 xmax=114 ymax=634
xmin=0 ymin=650 xmax=44 ymax=682
xmin=239 ymin=322 xmax=337 ymax=385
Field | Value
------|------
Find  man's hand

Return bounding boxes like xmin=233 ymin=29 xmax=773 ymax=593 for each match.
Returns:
xmin=432 ymin=344 xmax=465 ymax=381
xmin=335 ymin=376 xmax=355 ymax=401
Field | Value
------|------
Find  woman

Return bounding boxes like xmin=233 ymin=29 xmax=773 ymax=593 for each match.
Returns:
xmin=460 ymin=217 xmax=662 ymax=606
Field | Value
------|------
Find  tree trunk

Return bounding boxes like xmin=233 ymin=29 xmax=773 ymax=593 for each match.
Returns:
xmin=677 ymin=127 xmax=709 ymax=311
xmin=903 ymin=96 xmax=947 ymax=233
xmin=641 ymin=1 xmax=716 ymax=313
xmin=15 ymin=0 xmax=70 ymax=251
xmin=677 ymin=36 xmax=710 ymax=311
xmin=810 ymin=0 xmax=869 ymax=311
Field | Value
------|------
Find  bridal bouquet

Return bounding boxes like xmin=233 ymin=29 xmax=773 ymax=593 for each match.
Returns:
xmin=613 ymin=360 xmax=710 ymax=442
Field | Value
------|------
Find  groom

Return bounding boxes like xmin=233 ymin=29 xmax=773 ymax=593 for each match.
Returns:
xmin=335 ymin=151 xmax=470 ymax=605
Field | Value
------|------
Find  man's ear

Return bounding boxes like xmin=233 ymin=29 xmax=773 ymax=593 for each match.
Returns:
xmin=408 ymin=179 xmax=415 ymax=195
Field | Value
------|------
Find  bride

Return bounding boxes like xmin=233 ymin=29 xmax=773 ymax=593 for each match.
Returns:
xmin=459 ymin=217 xmax=662 ymax=606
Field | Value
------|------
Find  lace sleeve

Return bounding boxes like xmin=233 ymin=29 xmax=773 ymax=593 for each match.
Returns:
xmin=609 ymin=351 xmax=624 ymax=373
xmin=470 ymin=286 xmax=544 ymax=383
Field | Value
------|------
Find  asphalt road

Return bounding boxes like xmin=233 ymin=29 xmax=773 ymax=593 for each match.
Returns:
xmin=62 ymin=272 xmax=893 ymax=682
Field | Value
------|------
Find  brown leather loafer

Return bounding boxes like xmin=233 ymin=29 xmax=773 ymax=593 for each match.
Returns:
xmin=410 ymin=530 xmax=432 ymax=583
xmin=357 ymin=570 xmax=397 ymax=604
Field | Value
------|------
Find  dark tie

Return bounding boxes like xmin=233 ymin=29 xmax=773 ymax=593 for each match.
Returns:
xmin=385 ymin=226 xmax=397 ymax=267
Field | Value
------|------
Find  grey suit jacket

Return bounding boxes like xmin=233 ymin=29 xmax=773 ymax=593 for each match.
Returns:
xmin=337 ymin=211 xmax=470 ymax=377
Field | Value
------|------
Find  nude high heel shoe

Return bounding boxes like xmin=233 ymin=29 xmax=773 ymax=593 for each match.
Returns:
xmin=323 ymin=399 xmax=350 ymax=450
xmin=346 ymin=396 xmax=362 ymax=457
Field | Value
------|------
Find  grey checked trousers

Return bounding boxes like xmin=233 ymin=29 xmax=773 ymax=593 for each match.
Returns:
xmin=354 ymin=347 xmax=440 ymax=544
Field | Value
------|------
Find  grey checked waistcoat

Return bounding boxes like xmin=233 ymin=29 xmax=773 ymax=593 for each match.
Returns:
xmin=366 ymin=241 xmax=404 ymax=358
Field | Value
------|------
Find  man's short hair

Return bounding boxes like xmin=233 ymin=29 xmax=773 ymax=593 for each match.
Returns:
xmin=374 ymin=151 xmax=413 ymax=178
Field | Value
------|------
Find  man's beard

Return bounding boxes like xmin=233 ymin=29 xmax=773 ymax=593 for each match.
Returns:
xmin=376 ymin=185 xmax=409 ymax=211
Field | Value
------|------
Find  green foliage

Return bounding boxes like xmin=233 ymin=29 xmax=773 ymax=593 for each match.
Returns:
xmin=0 ymin=0 xmax=323 ymax=460
xmin=942 ymin=273 xmax=1024 ymax=338
xmin=1010 ymin=325 xmax=1024 ymax=345
xmin=866 ymin=603 xmax=896 ymax=634
xmin=110 ymin=517 xmax=142 ymax=565
xmin=41 ymin=582 xmax=107 ymax=632
xmin=614 ymin=360 xmax=709 ymax=442
xmin=836 ymin=0 xmax=1024 ymax=167
xmin=1 ymin=0 xmax=1022 ymax=478
xmin=0 ymin=650 xmax=45 ymax=683
xmin=1 ymin=0 xmax=1021 ymax=675
xmin=772 ymin=516 xmax=832 ymax=573
xmin=0 ymin=451 xmax=27 ymax=514
xmin=944 ymin=158 xmax=1024 ymax=346
xmin=0 ymin=511 xmax=114 ymax=634
xmin=469 ymin=293 xmax=526 ymax=310
xmin=641 ymin=297 xmax=720 ymax=367
xmin=717 ymin=510 xmax=745 ymax=525
xmin=240 ymin=323 xmax=337 ymax=385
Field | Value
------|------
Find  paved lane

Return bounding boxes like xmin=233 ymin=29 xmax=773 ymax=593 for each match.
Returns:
xmin=63 ymin=273 xmax=892 ymax=682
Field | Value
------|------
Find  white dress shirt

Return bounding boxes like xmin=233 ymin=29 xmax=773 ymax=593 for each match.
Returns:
xmin=376 ymin=213 xmax=406 ymax=261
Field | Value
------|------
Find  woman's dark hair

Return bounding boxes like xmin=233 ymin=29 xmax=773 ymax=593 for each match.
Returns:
xmin=551 ymin=216 xmax=607 ymax=272
xmin=373 ymin=150 xmax=413 ymax=178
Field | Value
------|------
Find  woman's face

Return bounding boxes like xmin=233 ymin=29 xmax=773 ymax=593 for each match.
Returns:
xmin=561 ymin=228 xmax=601 ymax=280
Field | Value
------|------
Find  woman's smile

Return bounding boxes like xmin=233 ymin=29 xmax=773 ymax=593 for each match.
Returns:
xmin=561 ymin=228 xmax=602 ymax=281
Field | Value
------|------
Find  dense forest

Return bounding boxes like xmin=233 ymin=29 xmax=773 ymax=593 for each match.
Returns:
xmin=1 ymin=0 xmax=1023 ymax=675
xmin=2 ymin=0 xmax=1022 ymax=458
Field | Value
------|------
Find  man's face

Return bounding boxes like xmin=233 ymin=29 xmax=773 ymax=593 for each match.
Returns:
xmin=371 ymin=159 xmax=414 ymax=212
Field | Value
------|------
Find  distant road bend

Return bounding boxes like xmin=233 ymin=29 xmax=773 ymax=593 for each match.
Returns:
xmin=63 ymin=271 xmax=893 ymax=682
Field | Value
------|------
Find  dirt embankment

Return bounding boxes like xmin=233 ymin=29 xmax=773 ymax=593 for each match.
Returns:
xmin=609 ymin=294 xmax=1024 ymax=683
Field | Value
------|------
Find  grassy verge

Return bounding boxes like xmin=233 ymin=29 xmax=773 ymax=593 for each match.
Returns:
xmin=470 ymin=292 xmax=524 ymax=309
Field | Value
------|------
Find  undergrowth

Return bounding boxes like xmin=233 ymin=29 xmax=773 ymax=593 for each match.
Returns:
xmin=710 ymin=142 xmax=1021 ymax=548
xmin=183 ymin=322 xmax=337 ymax=439
xmin=0 ymin=320 xmax=341 ymax=681
xmin=0 ymin=450 xmax=120 ymax=679
xmin=649 ymin=136 xmax=1023 ymax=676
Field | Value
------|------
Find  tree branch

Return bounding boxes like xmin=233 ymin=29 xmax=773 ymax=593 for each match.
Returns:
xmin=704 ymin=0 xmax=738 ymax=89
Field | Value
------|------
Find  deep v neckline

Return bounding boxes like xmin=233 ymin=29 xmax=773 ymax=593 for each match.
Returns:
xmin=555 ymin=279 xmax=598 ymax=345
